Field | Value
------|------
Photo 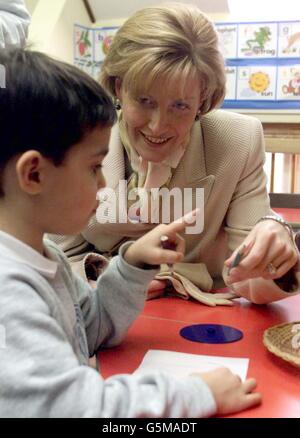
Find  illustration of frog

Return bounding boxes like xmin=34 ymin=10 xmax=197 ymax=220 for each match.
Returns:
xmin=244 ymin=26 xmax=271 ymax=51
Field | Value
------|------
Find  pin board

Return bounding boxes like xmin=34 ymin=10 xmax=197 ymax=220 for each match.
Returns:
xmin=216 ymin=21 xmax=300 ymax=109
xmin=74 ymin=25 xmax=119 ymax=81
xmin=74 ymin=21 xmax=300 ymax=110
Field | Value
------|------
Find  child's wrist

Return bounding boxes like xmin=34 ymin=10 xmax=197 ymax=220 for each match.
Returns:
xmin=123 ymin=244 xmax=159 ymax=270
xmin=123 ymin=244 xmax=143 ymax=268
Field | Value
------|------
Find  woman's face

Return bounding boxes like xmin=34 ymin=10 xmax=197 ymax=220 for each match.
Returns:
xmin=116 ymin=74 xmax=201 ymax=162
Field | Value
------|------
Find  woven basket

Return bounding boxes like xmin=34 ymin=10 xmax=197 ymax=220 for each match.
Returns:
xmin=263 ymin=322 xmax=300 ymax=368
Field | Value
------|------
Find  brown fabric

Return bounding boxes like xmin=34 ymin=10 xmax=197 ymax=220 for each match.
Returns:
xmin=156 ymin=264 xmax=236 ymax=306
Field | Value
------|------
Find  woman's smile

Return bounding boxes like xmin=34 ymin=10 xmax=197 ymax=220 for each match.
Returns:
xmin=140 ymin=131 xmax=172 ymax=147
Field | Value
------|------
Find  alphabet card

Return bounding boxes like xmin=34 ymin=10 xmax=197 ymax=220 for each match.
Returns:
xmin=225 ymin=66 xmax=237 ymax=99
xmin=73 ymin=20 xmax=300 ymax=109
xmin=237 ymin=66 xmax=277 ymax=100
xmin=278 ymin=22 xmax=300 ymax=57
xmin=74 ymin=26 xmax=93 ymax=61
xmin=277 ymin=65 xmax=300 ymax=100
xmin=216 ymin=24 xmax=238 ymax=59
xmin=94 ymin=27 xmax=119 ymax=63
xmin=91 ymin=61 xmax=103 ymax=81
xmin=238 ymin=23 xmax=277 ymax=58
xmin=74 ymin=59 xmax=93 ymax=77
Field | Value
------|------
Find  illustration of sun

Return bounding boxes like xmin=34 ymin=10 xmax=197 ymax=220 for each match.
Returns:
xmin=249 ymin=71 xmax=270 ymax=93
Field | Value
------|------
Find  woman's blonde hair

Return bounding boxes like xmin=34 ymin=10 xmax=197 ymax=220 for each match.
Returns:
xmin=100 ymin=2 xmax=226 ymax=115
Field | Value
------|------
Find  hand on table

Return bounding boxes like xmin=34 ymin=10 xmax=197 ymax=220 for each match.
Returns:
xmin=225 ymin=220 xmax=299 ymax=285
xmin=195 ymin=368 xmax=261 ymax=415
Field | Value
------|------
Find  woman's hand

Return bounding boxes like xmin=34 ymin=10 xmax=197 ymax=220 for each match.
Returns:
xmin=225 ymin=219 xmax=299 ymax=284
xmin=123 ymin=209 xmax=199 ymax=268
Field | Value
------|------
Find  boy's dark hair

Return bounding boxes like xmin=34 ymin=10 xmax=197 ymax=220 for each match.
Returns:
xmin=0 ymin=48 xmax=116 ymax=170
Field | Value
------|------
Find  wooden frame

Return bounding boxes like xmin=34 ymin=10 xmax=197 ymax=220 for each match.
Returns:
xmin=269 ymin=193 xmax=300 ymax=208
xmin=82 ymin=0 xmax=96 ymax=23
xmin=263 ymin=122 xmax=300 ymax=194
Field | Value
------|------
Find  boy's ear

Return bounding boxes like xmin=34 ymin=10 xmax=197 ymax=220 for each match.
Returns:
xmin=16 ymin=151 xmax=47 ymax=195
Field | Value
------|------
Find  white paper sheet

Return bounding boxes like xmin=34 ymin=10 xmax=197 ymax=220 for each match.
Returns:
xmin=134 ymin=350 xmax=249 ymax=381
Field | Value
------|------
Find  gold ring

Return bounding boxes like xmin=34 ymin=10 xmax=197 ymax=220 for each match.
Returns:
xmin=267 ymin=262 xmax=277 ymax=275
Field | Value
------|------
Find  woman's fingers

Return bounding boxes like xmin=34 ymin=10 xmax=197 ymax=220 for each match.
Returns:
xmin=269 ymin=259 xmax=295 ymax=279
xmin=228 ymin=234 xmax=298 ymax=283
xmin=225 ymin=241 xmax=254 ymax=267
xmin=226 ymin=238 xmax=265 ymax=282
xmin=260 ymin=250 xmax=297 ymax=279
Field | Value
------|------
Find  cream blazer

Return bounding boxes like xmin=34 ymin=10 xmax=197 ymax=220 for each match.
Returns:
xmin=51 ymin=110 xmax=300 ymax=304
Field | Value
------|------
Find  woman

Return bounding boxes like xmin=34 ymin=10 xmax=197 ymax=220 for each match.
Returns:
xmin=53 ymin=3 xmax=299 ymax=304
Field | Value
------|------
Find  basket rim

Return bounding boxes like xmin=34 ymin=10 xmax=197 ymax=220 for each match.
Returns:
xmin=263 ymin=322 xmax=300 ymax=368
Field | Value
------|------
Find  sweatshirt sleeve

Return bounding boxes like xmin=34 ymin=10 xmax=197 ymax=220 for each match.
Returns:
xmin=0 ymin=273 xmax=216 ymax=418
xmin=74 ymin=242 xmax=160 ymax=353
xmin=0 ymin=0 xmax=31 ymax=48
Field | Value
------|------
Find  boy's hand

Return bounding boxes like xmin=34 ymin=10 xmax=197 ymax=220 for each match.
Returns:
xmin=123 ymin=209 xmax=200 ymax=268
xmin=195 ymin=367 xmax=261 ymax=415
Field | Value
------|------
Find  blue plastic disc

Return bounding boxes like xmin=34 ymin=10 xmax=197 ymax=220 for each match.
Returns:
xmin=180 ymin=324 xmax=243 ymax=344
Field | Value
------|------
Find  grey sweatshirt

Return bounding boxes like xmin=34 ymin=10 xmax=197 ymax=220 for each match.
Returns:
xmin=0 ymin=231 xmax=216 ymax=418
xmin=0 ymin=0 xmax=31 ymax=48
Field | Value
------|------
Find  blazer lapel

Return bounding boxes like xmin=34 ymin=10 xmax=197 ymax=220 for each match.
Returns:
xmin=102 ymin=124 xmax=125 ymax=190
xmin=100 ymin=121 xmax=215 ymax=215
xmin=169 ymin=121 xmax=215 ymax=204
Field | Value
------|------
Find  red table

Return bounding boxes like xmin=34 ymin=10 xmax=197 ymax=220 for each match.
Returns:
xmin=98 ymin=294 xmax=300 ymax=418
xmin=274 ymin=207 xmax=300 ymax=226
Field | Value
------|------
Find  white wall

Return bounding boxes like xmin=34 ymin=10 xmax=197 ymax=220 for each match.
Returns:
xmin=93 ymin=1 xmax=300 ymax=27
xmin=26 ymin=0 xmax=300 ymax=62
xmin=25 ymin=0 xmax=39 ymax=14
xmin=48 ymin=0 xmax=90 ymax=63
xmin=227 ymin=0 xmax=300 ymax=21
xmin=27 ymin=0 xmax=91 ymax=63
xmin=93 ymin=10 xmax=232 ymax=28
xmin=89 ymin=0 xmax=230 ymax=21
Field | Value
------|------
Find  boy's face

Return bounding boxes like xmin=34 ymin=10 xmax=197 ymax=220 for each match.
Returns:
xmin=43 ymin=126 xmax=110 ymax=235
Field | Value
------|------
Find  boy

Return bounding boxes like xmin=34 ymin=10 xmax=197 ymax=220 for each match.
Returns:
xmin=0 ymin=48 xmax=261 ymax=417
